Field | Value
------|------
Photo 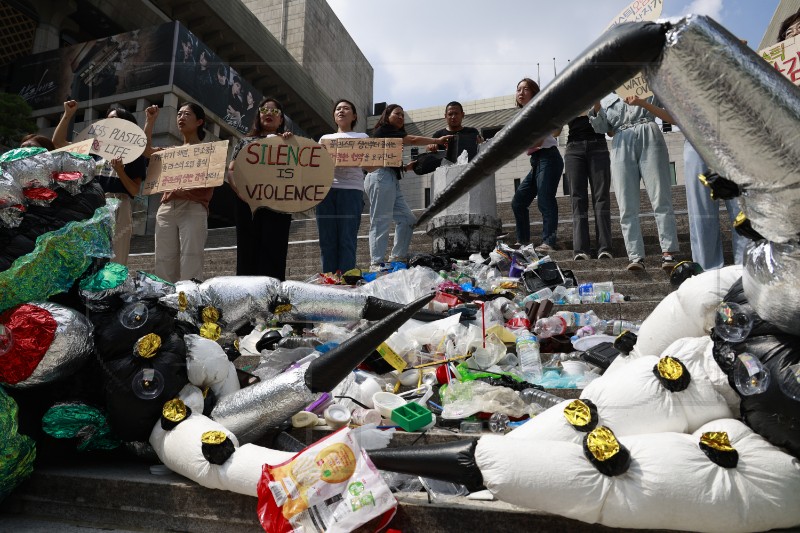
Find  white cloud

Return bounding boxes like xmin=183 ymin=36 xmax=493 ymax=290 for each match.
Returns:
xmin=683 ymin=0 xmax=724 ymax=19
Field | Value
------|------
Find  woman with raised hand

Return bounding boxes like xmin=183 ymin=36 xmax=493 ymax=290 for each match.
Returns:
xmin=227 ymin=97 xmax=294 ymax=279
xmin=315 ymin=99 xmax=368 ymax=274
xmin=365 ymin=104 xmax=451 ymax=267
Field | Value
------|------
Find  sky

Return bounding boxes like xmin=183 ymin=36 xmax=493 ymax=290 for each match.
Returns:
xmin=326 ymin=0 xmax=781 ymax=111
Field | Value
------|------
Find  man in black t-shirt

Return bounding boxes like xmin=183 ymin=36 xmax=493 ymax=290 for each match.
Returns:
xmin=427 ymin=101 xmax=483 ymax=161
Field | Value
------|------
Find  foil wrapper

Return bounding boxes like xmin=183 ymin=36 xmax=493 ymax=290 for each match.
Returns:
xmin=133 ymin=271 xmax=175 ymax=300
xmin=1 ymin=151 xmax=55 ymax=189
xmin=0 ymin=205 xmax=114 ymax=313
xmin=41 ymin=402 xmax=120 ymax=451
xmin=0 ymin=385 xmax=36 ymax=501
xmin=5 ymin=302 xmax=94 ymax=388
xmin=22 ymin=187 xmax=58 ymax=206
xmin=743 ymin=240 xmax=800 ymax=335
xmin=274 ymin=281 xmax=369 ymax=323
xmin=0 ymin=303 xmax=57 ymax=385
xmin=51 ymin=151 xmax=95 ymax=184
xmin=198 ymin=276 xmax=281 ymax=330
xmin=0 ymin=205 xmax=25 ymax=229
xmin=160 ymin=280 xmax=207 ymax=327
xmin=0 ymin=171 xmax=24 ymax=208
xmin=79 ymin=262 xmax=135 ymax=312
xmin=0 ymin=146 xmax=47 ymax=163
xmin=647 ymin=15 xmax=800 ymax=243
xmin=210 ymin=364 xmax=317 ymax=443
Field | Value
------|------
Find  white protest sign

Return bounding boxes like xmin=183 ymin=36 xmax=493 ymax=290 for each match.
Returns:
xmin=51 ymin=138 xmax=95 ymax=156
xmin=606 ymin=0 xmax=664 ymax=100
xmin=760 ymin=36 xmax=800 ymax=87
xmin=318 ymin=138 xmax=403 ymax=167
xmin=233 ymin=136 xmax=334 ymax=214
xmin=142 ymin=140 xmax=229 ymax=195
xmin=74 ymin=117 xmax=147 ymax=164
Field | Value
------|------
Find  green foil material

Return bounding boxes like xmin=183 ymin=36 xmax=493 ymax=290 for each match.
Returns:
xmin=42 ymin=402 xmax=121 ymax=451
xmin=79 ymin=262 xmax=129 ymax=292
xmin=0 ymin=385 xmax=36 ymax=502
xmin=0 ymin=204 xmax=114 ymax=313
xmin=0 ymin=146 xmax=46 ymax=163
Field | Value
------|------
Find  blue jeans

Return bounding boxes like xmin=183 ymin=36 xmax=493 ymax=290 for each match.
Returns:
xmin=364 ymin=167 xmax=415 ymax=265
xmin=315 ymin=188 xmax=364 ymax=273
xmin=511 ymin=146 xmax=564 ymax=245
xmin=684 ymin=141 xmax=746 ymax=270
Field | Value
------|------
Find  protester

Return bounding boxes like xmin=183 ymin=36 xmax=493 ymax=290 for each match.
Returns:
xmin=316 ymin=99 xmax=368 ymax=274
xmin=365 ymin=104 xmax=451 ymax=267
xmin=510 ymin=78 xmax=563 ymax=254
xmin=778 ymin=9 xmax=800 ymax=41
xmin=227 ymin=97 xmax=294 ymax=279
xmin=564 ymin=110 xmax=613 ymax=260
xmin=589 ymin=94 xmax=679 ymax=271
xmin=20 ymin=134 xmax=55 ymax=151
xmin=52 ymin=100 xmax=149 ymax=267
xmin=149 ymin=103 xmax=213 ymax=282
xmin=426 ymin=101 xmax=483 ymax=161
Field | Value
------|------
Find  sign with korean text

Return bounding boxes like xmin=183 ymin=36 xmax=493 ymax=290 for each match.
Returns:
xmin=760 ymin=36 xmax=800 ymax=87
xmin=52 ymin=138 xmax=95 ymax=156
xmin=142 ymin=140 xmax=229 ymax=195
xmin=233 ymin=136 xmax=334 ymax=214
xmin=74 ymin=117 xmax=147 ymax=164
xmin=606 ymin=0 xmax=664 ymax=99
xmin=318 ymin=138 xmax=403 ymax=167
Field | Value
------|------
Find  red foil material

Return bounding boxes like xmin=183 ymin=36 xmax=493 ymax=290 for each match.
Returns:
xmin=22 ymin=188 xmax=58 ymax=203
xmin=53 ymin=171 xmax=82 ymax=183
xmin=0 ymin=304 xmax=57 ymax=384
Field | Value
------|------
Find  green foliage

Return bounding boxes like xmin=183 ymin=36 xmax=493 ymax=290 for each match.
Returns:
xmin=0 ymin=92 xmax=36 ymax=147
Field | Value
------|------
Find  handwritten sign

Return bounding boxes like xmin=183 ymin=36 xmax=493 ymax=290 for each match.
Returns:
xmin=318 ymin=138 xmax=403 ymax=167
xmin=52 ymin=138 xmax=95 ymax=156
xmin=74 ymin=117 xmax=147 ymax=164
xmin=760 ymin=36 xmax=800 ymax=87
xmin=142 ymin=140 xmax=229 ymax=195
xmin=233 ymin=136 xmax=334 ymax=214
xmin=606 ymin=0 xmax=664 ymax=99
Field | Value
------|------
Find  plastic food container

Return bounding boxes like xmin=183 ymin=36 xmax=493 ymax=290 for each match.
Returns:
xmin=372 ymin=391 xmax=406 ymax=418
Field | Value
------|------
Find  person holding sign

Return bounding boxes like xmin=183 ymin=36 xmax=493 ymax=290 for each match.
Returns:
xmin=365 ymin=104 xmax=452 ymax=267
xmin=316 ymin=99 xmax=369 ymax=274
xmin=150 ymin=103 xmax=213 ymax=282
xmin=510 ymin=78 xmax=564 ymax=254
xmin=52 ymin=100 xmax=150 ymax=266
xmin=228 ymin=97 xmax=294 ymax=280
xmin=589 ymin=95 xmax=679 ymax=272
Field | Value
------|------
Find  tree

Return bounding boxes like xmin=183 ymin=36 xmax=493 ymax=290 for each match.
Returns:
xmin=0 ymin=92 xmax=37 ymax=148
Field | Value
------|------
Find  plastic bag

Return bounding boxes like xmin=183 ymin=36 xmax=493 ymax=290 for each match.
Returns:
xmin=257 ymin=427 xmax=396 ymax=533
xmin=440 ymin=380 xmax=529 ymax=419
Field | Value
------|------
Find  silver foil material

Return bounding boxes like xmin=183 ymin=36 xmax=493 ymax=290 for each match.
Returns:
xmin=51 ymin=151 xmax=95 ymax=183
xmin=10 ymin=302 xmax=94 ymax=389
xmin=647 ymin=15 xmax=800 ymax=243
xmin=199 ymin=276 xmax=282 ymax=330
xmin=274 ymin=281 xmax=369 ymax=323
xmin=210 ymin=364 xmax=316 ymax=443
xmin=0 ymin=171 xmax=24 ymax=208
xmin=742 ymin=241 xmax=800 ymax=335
xmin=0 ymin=206 xmax=24 ymax=229
xmin=1 ymin=152 xmax=54 ymax=189
xmin=160 ymin=279 xmax=206 ymax=327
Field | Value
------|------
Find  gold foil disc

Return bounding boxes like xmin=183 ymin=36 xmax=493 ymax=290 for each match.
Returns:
xmin=178 ymin=291 xmax=188 ymax=312
xmin=700 ymin=431 xmax=735 ymax=452
xmin=200 ymin=322 xmax=222 ymax=341
xmin=201 ymin=430 xmax=228 ymax=445
xmin=564 ymin=400 xmax=592 ymax=428
xmin=202 ymin=306 xmax=220 ymax=324
xmin=657 ymin=356 xmax=684 ymax=381
xmin=586 ymin=427 xmax=621 ymax=462
xmin=135 ymin=333 xmax=162 ymax=358
xmin=273 ymin=303 xmax=293 ymax=315
xmin=162 ymin=399 xmax=187 ymax=422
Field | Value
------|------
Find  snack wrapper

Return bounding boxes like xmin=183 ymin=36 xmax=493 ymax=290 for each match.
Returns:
xmin=257 ymin=427 xmax=396 ymax=533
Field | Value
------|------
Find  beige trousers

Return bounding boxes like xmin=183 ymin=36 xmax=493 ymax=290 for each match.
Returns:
xmin=155 ymin=199 xmax=208 ymax=282
xmin=107 ymin=193 xmax=132 ymax=266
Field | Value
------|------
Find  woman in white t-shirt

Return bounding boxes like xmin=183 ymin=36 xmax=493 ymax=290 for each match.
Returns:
xmin=316 ymin=99 xmax=369 ymax=273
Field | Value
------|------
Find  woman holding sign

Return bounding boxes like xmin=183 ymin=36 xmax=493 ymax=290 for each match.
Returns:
xmin=365 ymin=104 xmax=451 ymax=267
xmin=228 ymin=97 xmax=294 ymax=280
xmin=149 ymin=103 xmax=214 ymax=282
xmin=53 ymin=100 xmax=149 ymax=266
xmin=316 ymin=99 xmax=369 ymax=274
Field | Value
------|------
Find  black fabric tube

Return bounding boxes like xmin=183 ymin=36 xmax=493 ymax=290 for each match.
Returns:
xmin=305 ymin=293 xmax=435 ymax=392
xmin=362 ymin=295 xmax=449 ymax=323
xmin=368 ymin=439 xmax=483 ymax=491
xmin=416 ymin=21 xmax=668 ymax=227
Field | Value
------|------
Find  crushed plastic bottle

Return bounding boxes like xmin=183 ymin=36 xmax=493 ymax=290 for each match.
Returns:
xmin=522 ymin=287 xmax=553 ymax=304
xmin=488 ymin=412 xmax=510 ymax=433
xmin=533 ymin=315 xmax=567 ymax=339
xmin=519 ymin=388 xmax=563 ymax=409
xmin=611 ymin=320 xmax=642 ymax=335
xmin=516 ymin=332 xmax=542 ymax=382
xmin=555 ymin=310 xmax=602 ymax=328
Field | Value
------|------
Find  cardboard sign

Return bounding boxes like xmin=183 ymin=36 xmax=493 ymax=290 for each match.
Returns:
xmin=142 ymin=140 xmax=229 ymax=195
xmin=74 ymin=117 xmax=148 ymax=164
xmin=233 ymin=136 xmax=334 ymax=214
xmin=606 ymin=0 xmax=664 ymax=99
xmin=760 ymin=36 xmax=800 ymax=87
xmin=52 ymin=138 xmax=95 ymax=156
xmin=319 ymin=138 xmax=403 ymax=167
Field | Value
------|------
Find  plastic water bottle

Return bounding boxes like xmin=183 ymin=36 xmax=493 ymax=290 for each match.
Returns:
xmin=555 ymin=310 xmax=602 ymax=328
xmin=516 ymin=332 xmax=542 ymax=381
xmin=488 ymin=412 xmax=510 ymax=433
xmin=533 ymin=315 xmax=567 ymax=339
xmin=551 ymin=285 xmax=569 ymax=304
xmin=519 ymin=388 xmax=563 ymax=409
xmin=523 ymin=287 xmax=553 ymax=304
xmin=611 ymin=320 xmax=641 ymax=335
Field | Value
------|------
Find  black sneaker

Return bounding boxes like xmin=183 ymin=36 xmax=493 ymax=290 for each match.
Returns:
xmin=627 ymin=258 xmax=645 ymax=271
xmin=535 ymin=242 xmax=557 ymax=254
xmin=661 ymin=254 xmax=677 ymax=272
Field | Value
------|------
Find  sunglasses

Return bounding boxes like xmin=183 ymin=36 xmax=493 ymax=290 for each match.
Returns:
xmin=259 ymin=107 xmax=282 ymax=116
